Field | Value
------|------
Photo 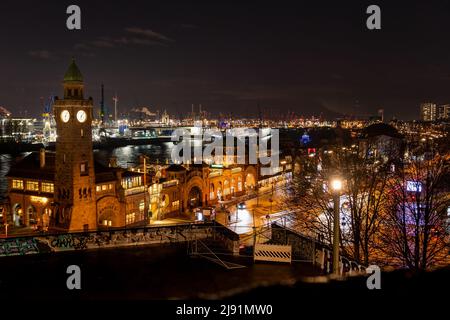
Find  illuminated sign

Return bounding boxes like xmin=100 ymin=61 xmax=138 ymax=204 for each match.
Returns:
xmin=406 ymin=181 xmax=422 ymax=192
xmin=210 ymin=164 xmax=223 ymax=169
xmin=30 ymin=196 xmax=49 ymax=204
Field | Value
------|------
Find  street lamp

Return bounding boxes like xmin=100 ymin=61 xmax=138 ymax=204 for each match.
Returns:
xmin=330 ymin=177 xmax=342 ymax=276
xmin=331 ymin=179 xmax=342 ymax=192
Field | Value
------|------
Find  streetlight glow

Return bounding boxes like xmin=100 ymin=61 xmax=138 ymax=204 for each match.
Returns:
xmin=330 ymin=176 xmax=343 ymax=276
xmin=331 ymin=179 xmax=342 ymax=192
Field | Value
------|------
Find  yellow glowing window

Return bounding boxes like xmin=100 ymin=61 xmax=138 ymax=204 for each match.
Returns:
xmin=41 ymin=182 xmax=54 ymax=193
xmin=26 ymin=181 xmax=39 ymax=191
xmin=12 ymin=179 xmax=24 ymax=189
xmin=96 ymin=186 xmax=101 ymax=192
xmin=139 ymin=200 xmax=145 ymax=212
xmin=109 ymin=184 xmax=113 ymax=190
xmin=102 ymin=185 xmax=107 ymax=191
xmin=126 ymin=213 xmax=136 ymax=225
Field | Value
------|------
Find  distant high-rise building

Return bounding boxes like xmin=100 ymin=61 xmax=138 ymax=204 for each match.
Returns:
xmin=420 ymin=102 xmax=437 ymax=121
xmin=438 ymin=104 xmax=450 ymax=120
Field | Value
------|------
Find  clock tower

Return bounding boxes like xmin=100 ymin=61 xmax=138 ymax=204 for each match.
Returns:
xmin=54 ymin=58 xmax=97 ymax=231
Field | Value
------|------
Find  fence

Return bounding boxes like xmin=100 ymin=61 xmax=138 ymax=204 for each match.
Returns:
xmin=271 ymin=222 xmax=366 ymax=276
xmin=254 ymin=243 xmax=292 ymax=263
xmin=0 ymin=222 xmax=239 ymax=258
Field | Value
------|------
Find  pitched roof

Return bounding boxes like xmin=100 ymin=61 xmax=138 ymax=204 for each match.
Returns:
xmin=6 ymin=151 xmax=118 ymax=183
xmin=362 ymin=123 xmax=403 ymax=139
xmin=166 ymin=164 xmax=186 ymax=172
xmin=6 ymin=151 xmax=55 ymax=181
xmin=63 ymin=58 xmax=83 ymax=82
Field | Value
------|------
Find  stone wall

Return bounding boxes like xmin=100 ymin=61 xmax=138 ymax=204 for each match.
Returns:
xmin=0 ymin=223 xmax=223 ymax=257
xmin=211 ymin=222 xmax=240 ymax=255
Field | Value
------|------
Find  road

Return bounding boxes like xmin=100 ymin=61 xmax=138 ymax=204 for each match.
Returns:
xmin=215 ymin=184 xmax=294 ymax=239
xmin=1 ymin=184 xmax=293 ymax=239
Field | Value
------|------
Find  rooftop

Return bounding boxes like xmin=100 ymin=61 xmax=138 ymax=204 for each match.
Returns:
xmin=63 ymin=58 xmax=83 ymax=82
xmin=362 ymin=123 xmax=403 ymax=139
xmin=7 ymin=151 xmax=118 ymax=184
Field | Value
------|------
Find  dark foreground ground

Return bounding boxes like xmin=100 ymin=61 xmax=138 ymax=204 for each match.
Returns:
xmin=0 ymin=243 xmax=448 ymax=317
xmin=0 ymin=243 xmax=319 ymax=300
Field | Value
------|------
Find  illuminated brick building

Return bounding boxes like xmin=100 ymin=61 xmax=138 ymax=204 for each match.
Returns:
xmin=5 ymin=60 xmax=148 ymax=231
xmin=3 ymin=59 xmax=292 ymax=231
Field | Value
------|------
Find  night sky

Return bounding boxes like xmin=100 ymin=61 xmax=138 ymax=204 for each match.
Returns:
xmin=1 ymin=0 xmax=450 ymax=120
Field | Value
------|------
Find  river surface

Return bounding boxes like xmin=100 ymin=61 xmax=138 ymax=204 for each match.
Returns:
xmin=94 ymin=142 xmax=174 ymax=167
xmin=0 ymin=143 xmax=175 ymax=201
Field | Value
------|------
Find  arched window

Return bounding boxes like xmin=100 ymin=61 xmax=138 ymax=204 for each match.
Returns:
xmin=210 ymin=183 xmax=215 ymax=200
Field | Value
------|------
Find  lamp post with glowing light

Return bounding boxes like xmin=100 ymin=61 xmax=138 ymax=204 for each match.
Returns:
xmin=330 ymin=178 xmax=342 ymax=276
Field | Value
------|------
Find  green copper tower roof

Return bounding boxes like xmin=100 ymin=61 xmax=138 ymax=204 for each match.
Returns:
xmin=63 ymin=58 xmax=83 ymax=82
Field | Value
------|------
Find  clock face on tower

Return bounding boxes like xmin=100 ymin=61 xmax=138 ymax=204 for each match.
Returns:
xmin=77 ymin=110 xmax=87 ymax=123
xmin=61 ymin=110 xmax=70 ymax=123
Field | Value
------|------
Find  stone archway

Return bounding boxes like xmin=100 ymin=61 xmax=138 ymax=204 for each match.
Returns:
xmin=97 ymin=196 xmax=121 ymax=227
xmin=12 ymin=203 xmax=23 ymax=227
xmin=184 ymin=176 xmax=203 ymax=212
xmin=42 ymin=207 xmax=51 ymax=230
xmin=26 ymin=205 xmax=37 ymax=227
xmin=217 ymin=181 xmax=223 ymax=201
xmin=244 ymin=166 xmax=257 ymax=191
xmin=237 ymin=176 xmax=243 ymax=192
xmin=188 ymin=186 xmax=202 ymax=209
xmin=209 ymin=183 xmax=215 ymax=201
xmin=223 ymin=179 xmax=230 ymax=199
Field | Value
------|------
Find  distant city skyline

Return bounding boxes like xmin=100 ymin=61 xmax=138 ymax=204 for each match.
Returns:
xmin=3 ymin=1 xmax=450 ymax=120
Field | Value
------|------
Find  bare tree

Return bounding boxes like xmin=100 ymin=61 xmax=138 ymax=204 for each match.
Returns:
xmin=282 ymin=153 xmax=336 ymax=244
xmin=284 ymin=141 xmax=394 ymax=266
xmin=379 ymin=147 xmax=450 ymax=271
xmin=337 ymin=148 xmax=391 ymax=266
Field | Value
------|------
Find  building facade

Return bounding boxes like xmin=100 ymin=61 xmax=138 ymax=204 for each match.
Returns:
xmin=420 ymin=102 xmax=437 ymax=121
xmin=5 ymin=60 xmax=149 ymax=232
xmin=2 ymin=59 xmax=292 ymax=232
xmin=438 ymin=104 xmax=450 ymax=120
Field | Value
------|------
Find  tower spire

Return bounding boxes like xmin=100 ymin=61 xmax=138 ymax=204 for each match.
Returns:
xmin=63 ymin=58 xmax=84 ymax=99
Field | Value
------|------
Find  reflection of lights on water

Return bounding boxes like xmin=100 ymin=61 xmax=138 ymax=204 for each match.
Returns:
xmin=122 ymin=146 xmax=132 ymax=156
